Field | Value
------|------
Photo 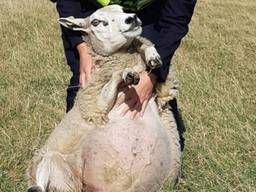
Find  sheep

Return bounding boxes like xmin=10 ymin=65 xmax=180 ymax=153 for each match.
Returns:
xmin=27 ymin=5 xmax=181 ymax=192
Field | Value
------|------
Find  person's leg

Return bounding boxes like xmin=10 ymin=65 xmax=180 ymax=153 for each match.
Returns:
xmin=56 ymin=0 xmax=96 ymax=112
xmin=61 ymin=32 xmax=80 ymax=112
xmin=136 ymin=1 xmax=164 ymax=26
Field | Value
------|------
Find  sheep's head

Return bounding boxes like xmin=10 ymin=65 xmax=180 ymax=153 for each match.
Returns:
xmin=59 ymin=5 xmax=142 ymax=56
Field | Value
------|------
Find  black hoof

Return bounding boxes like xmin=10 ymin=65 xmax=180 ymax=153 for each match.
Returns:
xmin=27 ymin=185 xmax=43 ymax=192
xmin=125 ymin=72 xmax=140 ymax=85
xmin=148 ymin=56 xmax=162 ymax=69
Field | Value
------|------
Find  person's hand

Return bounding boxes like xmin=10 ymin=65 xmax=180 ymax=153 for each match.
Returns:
xmin=77 ymin=42 xmax=95 ymax=88
xmin=116 ymin=71 xmax=157 ymax=119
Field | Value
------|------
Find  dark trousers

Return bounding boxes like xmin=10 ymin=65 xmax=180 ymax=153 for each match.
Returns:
xmin=57 ymin=0 xmax=185 ymax=151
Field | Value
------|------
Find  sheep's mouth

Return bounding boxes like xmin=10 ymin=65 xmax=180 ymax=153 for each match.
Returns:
xmin=123 ymin=20 xmax=142 ymax=33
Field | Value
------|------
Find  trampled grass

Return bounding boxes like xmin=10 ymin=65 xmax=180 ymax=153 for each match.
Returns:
xmin=0 ymin=0 xmax=255 ymax=191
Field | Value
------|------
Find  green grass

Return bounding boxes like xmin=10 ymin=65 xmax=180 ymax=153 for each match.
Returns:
xmin=0 ymin=0 xmax=255 ymax=191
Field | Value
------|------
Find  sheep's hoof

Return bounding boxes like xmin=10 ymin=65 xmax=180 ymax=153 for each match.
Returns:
xmin=124 ymin=71 xmax=140 ymax=85
xmin=145 ymin=46 xmax=162 ymax=69
xmin=148 ymin=56 xmax=162 ymax=69
xmin=27 ymin=185 xmax=43 ymax=192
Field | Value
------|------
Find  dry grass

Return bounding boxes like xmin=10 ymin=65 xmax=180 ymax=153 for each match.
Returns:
xmin=0 ymin=0 xmax=255 ymax=191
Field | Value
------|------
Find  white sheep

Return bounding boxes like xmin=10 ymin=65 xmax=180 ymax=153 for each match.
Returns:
xmin=27 ymin=5 xmax=181 ymax=192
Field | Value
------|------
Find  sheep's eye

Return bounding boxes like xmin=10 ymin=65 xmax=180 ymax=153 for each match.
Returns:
xmin=103 ymin=21 xmax=109 ymax=26
xmin=91 ymin=19 xmax=100 ymax=26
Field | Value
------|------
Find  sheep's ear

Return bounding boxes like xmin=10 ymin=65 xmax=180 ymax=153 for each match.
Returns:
xmin=58 ymin=16 xmax=90 ymax=33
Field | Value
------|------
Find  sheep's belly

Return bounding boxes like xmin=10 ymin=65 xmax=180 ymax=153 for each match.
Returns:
xmin=81 ymin=103 xmax=171 ymax=192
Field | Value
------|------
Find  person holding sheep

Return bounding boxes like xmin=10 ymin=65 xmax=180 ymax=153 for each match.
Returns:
xmin=52 ymin=0 xmax=196 ymax=151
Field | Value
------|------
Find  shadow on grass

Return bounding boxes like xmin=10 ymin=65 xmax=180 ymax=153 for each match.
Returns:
xmin=169 ymin=98 xmax=186 ymax=152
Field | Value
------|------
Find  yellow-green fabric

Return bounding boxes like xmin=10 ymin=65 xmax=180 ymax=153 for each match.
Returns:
xmin=97 ymin=0 xmax=111 ymax=6
xmin=97 ymin=0 xmax=156 ymax=11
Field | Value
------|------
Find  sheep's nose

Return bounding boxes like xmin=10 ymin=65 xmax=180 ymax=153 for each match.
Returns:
xmin=125 ymin=15 xmax=137 ymax=24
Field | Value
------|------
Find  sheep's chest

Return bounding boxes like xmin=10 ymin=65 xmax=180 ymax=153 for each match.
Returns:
xmin=75 ymin=49 xmax=144 ymax=124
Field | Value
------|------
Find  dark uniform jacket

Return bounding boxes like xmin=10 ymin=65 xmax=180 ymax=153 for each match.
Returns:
xmin=55 ymin=0 xmax=196 ymax=82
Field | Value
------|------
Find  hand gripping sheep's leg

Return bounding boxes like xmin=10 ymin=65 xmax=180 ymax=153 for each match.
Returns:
xmin=98 ymin=64 xmax=145 ymax=113
xmin=132 ymin=36 xmax=162 ymax=69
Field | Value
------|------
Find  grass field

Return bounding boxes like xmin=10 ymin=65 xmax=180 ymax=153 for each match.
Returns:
xmin=0 ymin=0 xmax=255 ymax=191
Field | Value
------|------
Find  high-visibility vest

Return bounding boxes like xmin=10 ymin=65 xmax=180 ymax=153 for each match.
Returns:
xmin=49 ymin=0 xmax=156 ymax=12
xmin=97 ymin=0 xmax=156 ymax=11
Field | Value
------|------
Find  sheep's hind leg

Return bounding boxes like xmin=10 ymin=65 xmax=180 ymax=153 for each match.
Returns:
xmin=27 ymin=152 xmax=78 ymax=192
xmin=27 ymin=150 xmax=46 ymax=192
xmin=27 ymin=185 xmax=43 ymax=192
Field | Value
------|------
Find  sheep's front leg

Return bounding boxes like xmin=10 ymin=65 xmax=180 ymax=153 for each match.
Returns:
xmin=97 ymin=70 xmax=123 ymax=113
xmin=132 ymin=36 xmax=162 ymax=69
xmin=97 ymin=65 xmax=144 ymax=113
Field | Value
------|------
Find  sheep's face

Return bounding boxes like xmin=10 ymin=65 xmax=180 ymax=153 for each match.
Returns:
xmin=89 ymin=5 xmax=142 ymax=39
xmin=59 ymin=5 xmax=142 ymax=56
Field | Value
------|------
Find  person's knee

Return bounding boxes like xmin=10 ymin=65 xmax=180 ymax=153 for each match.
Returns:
xmin=66 ymin=88 xmax=78 ymax=112
xmin=66 ymin=73 xmax=80 ymax=112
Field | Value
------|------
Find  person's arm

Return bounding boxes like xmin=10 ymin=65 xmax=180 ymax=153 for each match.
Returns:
xmin=142 ymin=0 xmax=197 ymax=82
xmin=76 ymin=43 xmax=95 ymax=87
xmin=117 ymin=0 xmax=196 ymax=118
xmin=56 ymin=0 xmax=95 ymax=85
xmin=56 ymin=0 xmax=88 ymax=48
